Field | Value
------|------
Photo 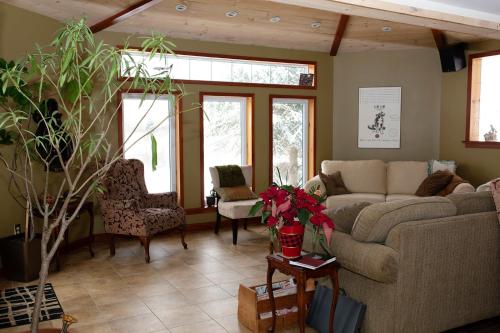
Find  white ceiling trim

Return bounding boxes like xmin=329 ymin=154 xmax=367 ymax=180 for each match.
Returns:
xmin=380 ymin=0 xmax=500 ymax=24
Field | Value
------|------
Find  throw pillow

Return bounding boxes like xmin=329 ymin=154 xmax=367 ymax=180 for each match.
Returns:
xmin=216 ymin=185 xmax=257 ymax=202
xmin=436 ymin=174 xmax=468 ymax=196
xmin=428 ymin=160 xmax=457 ymax=175
xmin=216 ymin=165 xmax=246 ymax=187
xmin=319 ymin=171 xmax=351 ymax=196
xmin=324 ymin=202 xmax=371 ymax=234
xmin=415 ymin=170 xmax=454 ymax=197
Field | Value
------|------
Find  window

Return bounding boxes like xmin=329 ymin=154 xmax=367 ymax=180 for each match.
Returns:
xmin=466 ymin=50 xmax=500 ymax=148
xmin=270 ymin=96 xmax=315 ymax=186
xmin=120 ymin=92 xmax=178 ymax=193
xmin=200 ymin=94 xmax=254 ymax=201
xmin=121 ymin=50 xmax=316 ymax=88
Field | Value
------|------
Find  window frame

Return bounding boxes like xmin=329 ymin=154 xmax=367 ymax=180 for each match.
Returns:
xmin=117 ymin=89 xmax=184 ymax=205
xmin=118 ymin=47 xmax=317 ymax=90
xmin=268 ymin=95 xmax=316 ymax=186
xmin=199 ymin=92 xmax=255 ymax=207
xmin=465 ymin=49 xmax=500 ymax=149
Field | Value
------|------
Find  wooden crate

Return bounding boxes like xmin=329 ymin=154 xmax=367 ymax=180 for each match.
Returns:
xmin=237 ymin=280 xmax=315 ymax=332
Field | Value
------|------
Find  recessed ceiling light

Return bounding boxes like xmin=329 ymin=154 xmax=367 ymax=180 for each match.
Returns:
xmin=382 ymin=26 xmax=392 ymax=32
xmin=225 ymin=10 xmax=239 ymax=18
xmin=270 ymin=16 xmax=281 ymax=23
xmin=311 ymin=21 xmax=321 ymax=28
xmin=175 ymin=3 xmax=187 ymax=12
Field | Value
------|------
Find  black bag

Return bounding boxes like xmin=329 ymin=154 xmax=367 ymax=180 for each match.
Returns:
xmin=306 ymin=285 xmax=366 ymax=333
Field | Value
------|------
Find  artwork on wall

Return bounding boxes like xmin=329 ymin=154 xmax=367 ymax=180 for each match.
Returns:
xmin=358 ymin=87 xmax=401 ymax=149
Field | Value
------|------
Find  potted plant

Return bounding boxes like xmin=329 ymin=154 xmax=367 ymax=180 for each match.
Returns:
xmin=0 ymin=19 xmax=187 ymax=332
xmin=250 ymin=178 xmax=334 ymax=259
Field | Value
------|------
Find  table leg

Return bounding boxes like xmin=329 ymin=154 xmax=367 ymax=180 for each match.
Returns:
xmin=267 ymin=264 xmax=276 ymax=333
xmin=329 ymin=269 xmax=340 ymax=333
xmin=296 ymin=274 xmax=306 ymax=333
xmin=87 ymin=204 xmax=95 ymax=257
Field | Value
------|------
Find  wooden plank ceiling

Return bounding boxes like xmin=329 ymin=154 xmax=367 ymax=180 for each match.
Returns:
xmin=2 ymin=0 xmax=488 ymax=53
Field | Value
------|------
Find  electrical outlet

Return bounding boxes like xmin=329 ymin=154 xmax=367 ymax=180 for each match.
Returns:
xmin=14 ymin=224 xmax=21 ymax=235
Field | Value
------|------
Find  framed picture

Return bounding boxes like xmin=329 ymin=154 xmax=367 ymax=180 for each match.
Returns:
xmin=299 ymin=73 xmax=314 ymax=86
xmin=358 ymin=87 xmax=401 ymax=149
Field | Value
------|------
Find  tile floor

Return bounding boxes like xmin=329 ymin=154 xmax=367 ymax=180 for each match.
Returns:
xmin=0 ymin=225 xmax=316 ymax=333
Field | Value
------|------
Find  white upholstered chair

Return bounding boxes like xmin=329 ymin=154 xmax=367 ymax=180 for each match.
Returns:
xmin=209 ymin=165 xmax=261 ymax=245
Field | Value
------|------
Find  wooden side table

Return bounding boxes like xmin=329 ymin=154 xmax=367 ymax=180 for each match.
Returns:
xmin=266 ymin=254 xmax=340 ymax=333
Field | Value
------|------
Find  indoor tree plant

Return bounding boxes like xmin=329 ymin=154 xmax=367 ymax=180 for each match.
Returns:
xmin=250 ymin=174 xmax=334 ymax=258
xmin=0 ymin=19 xmax=186 ymax=332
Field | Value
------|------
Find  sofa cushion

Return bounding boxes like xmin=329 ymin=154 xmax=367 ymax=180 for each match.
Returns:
xmin=325 ymin=193 xmax=386 ymax=210
xmin=324 ymin=202 xmax=372 ymax=233
xmin=351 ymin=197 xmax=457 ymax=243
xmin=319 ymin=171 xmax=350 ymax=195
xmin=386 ymin=161 xmax=428 ymax=195
xmin=386 ymin=194 xmax=418 ymax=202
xmin=415 ymin=171 xmax=454 ymax=197
xmin=321 ymin=160 xmax=386 ymax=194
xmin=447 ymin=191 xmax=495 ymax=215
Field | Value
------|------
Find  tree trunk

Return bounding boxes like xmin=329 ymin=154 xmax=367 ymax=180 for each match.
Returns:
xmin=30 ymin=260 xmax=50 ymax=333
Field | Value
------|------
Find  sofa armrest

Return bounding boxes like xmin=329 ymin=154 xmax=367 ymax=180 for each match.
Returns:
xmin=143 ymin=192 xmax=178 ymax=209
xmin=304 ymin=175 xmax=326 ymax=196
xmin=452 ymin=182 xmax=475 ymax=194
xmin=303 ymin=225 xmax=399 ymax=283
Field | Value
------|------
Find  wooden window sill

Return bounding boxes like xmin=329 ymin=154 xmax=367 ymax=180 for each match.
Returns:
xmin=463 ymin=140 xmax=500 ymax=148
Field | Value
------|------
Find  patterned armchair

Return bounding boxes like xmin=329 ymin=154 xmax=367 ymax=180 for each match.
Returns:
xmin=99 ymin=159 xmax=187 ymax=263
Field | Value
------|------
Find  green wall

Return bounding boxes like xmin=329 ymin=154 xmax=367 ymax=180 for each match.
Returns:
xmin=0 ymin=3 xmax=333 ymax=238
xmin=332 ymin=49 xmax=442 ymax=161
xmin=440 ymin=40 xmax=500 ymax=186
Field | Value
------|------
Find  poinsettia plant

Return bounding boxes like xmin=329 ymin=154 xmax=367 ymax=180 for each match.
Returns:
xmin=249 ymin=182 xmax=335 ymax=248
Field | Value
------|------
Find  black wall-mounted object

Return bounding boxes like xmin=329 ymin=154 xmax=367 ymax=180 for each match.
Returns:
xmin=438 ymin=43 xmax=467 ymax=72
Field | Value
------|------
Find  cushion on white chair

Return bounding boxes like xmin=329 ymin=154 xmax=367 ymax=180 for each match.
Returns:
xmin=325 ymin=193 xmax=386 ymax=209
xmin=209 ymin=165 xmax=252 ymax=189
xmin=218 ymin=199 xmax=261 ymax=219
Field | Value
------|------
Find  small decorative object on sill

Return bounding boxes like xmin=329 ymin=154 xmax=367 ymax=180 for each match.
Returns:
xmin=250 ymin=169 xmax=334 ymax=259
xmin=484 ymin=124 xmax=498 ymax=142
xmin=299 ymin=73 xmax=314 ymax=87
xmin=206 ymin=189 xmax=217 ymax=207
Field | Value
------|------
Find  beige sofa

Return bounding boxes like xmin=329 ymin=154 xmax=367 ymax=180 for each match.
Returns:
xmin=304 ymin=160 xmax=474 ymax=209
xmin=304 ymin=192 xmax=500 ymax=333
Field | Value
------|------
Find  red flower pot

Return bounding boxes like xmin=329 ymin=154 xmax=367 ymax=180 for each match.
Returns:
xmin=279 ymin=225 xmax=305 ymax=259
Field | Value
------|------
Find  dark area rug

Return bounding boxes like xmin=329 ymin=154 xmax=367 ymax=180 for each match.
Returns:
xmin=0 ymin=283 xmax=63 ymax=329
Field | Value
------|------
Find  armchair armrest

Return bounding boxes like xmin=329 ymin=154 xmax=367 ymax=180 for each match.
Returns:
xmin=100 ymin=199 xmax=140 ymax=213
xmin=304 ymin=175 xmax=326 ymax=196
xmin=143 ymin=192 xmax=178 ymax=209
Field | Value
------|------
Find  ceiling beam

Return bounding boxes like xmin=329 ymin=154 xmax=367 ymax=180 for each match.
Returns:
xmin=90 ymin=0 xmax=163 ymax=33
xmin=330 ymin=14 xmax=350 ymax=56
xmin=263 ymin=0 xmax=500 ymax=39
xmin=431 ymin=29 xmax=448 ymax=50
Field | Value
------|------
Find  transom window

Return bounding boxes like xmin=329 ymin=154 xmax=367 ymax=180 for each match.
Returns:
xmin=466 ymin=50 xmax=500 ymax=148
xmin=120 ymin=93 xmax=177 ymax=193
xmin=270 ymin=96 xmax=315 ymax=186
xmin=121 ymin=50 xmax=315 ymax=88
xmin=201 ymin=94 xmax=254 ymax=201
